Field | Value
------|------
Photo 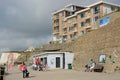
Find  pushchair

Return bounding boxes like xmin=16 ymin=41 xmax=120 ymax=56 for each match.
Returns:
xmin=85 ymin=64 xmax=90 ymax=72
xmin=25 ymin=69 xmax=29 ymax=77
xmin=39 ymin=64 xmax=43 ymax=71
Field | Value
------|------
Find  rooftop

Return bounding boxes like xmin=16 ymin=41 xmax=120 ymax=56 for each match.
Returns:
xmin=52 ymin=1 xmax=120 ymax=15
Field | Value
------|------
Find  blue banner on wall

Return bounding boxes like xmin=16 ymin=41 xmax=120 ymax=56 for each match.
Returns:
xmin=100 ymin=17 xmax=110 ymax=27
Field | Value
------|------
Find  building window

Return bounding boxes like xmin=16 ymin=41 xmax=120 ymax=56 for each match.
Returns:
xmin=62 ymin=19 xmax=64 ymax=24
xmin=67 ymin=12 xmax=73 ymax=16
xmin=80 ymin=13 xmax=84 ymax=18
xmin=63 ymin=36 xmax=67 ymax=42
xmin=94 ymin=16 xmax=99 ymax=22
xmin=80 ymin=31 xmax=84 ymax=35
xmin=55 ymin=14 xmax=59 ymax=19
xmin=73 ymin=6 xmax=76 ymax=10
xmin=68 ymin=19 xmax=73 ymax=23
xmin=69 ymin=26 xmax=73 ymax=31
xmin=80 ymin=22 xmax=84 ymax=27
xmin=94 ymin=6 xmax=100 ymax=14
xmin=70 ymin=34 xmax=74 ymax=39
xmin=62 ymin=26 xmax=65 ymax=30
xmin=62 ymin=11 xmax=64 ymax=16
xmin=111 ymin=7 xmax=115 ymax=11
xmin=67 ymin=12 xmax=70 ymax=16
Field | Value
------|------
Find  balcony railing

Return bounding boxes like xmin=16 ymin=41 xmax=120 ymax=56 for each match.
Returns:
xmin=73 ymin=21 xmax=77 ymax=25
xmin=85 ymin=14 xmax=90 ymax=19
xmin=63 ymin=31 xmax=67 ymax=36
xmin=54 ymin=23 xmax=59 ymax=27
xmin=65 ymin=8 xmax=76 ymax=12
xmin=53 ymin=29 xmax=59 ymax=34
xmin=55 ymin=29 xmax=59 ymax=32
xmin=84 ymin=25 xmax=91 ymax=29
xmin=53 ymin=32 xmax=59 ymax=35
xmin=73 ymin=28 xmax=78 ymax=32
xmin=53 ymin=16 xmax=59 ymax=20
xmin=62 ymin=26 xmax=67 ymax=29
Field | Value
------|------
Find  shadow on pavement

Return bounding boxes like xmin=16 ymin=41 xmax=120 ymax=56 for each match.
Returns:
xmin=5 ymin=71 xmax=21 ymax=75
xmin=29 ymin=76 xmax=36 ymax=78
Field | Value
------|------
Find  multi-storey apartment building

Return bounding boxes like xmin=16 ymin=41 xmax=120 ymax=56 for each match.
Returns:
xmin=52 ymin=1 xmax=120 ymax=43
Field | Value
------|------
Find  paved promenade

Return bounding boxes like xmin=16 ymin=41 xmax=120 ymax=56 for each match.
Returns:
xmin=5 ymin=66 xmax=120 ymax=80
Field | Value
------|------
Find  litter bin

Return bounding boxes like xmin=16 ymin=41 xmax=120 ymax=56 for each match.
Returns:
xmin=68 ymin=64 xmax=72 ymax=69
xmin=0 ymin=74 xmax=3 ymax=80
xmin=0 ymin=66 xmax=5 ymax=75
xmin=0 ymin=66 xmax=5 ymax=80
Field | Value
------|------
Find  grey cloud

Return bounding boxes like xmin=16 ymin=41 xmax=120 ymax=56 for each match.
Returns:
xmin=0 ymin=0 xmax=119 ymax=52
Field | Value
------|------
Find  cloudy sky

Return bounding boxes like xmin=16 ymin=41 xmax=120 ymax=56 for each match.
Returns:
xmin=0 ymin=0 xmax=120 ymax=52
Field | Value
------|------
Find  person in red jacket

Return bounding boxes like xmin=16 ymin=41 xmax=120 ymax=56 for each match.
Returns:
xmin=21 ymin=62 xmax=29 ymax=78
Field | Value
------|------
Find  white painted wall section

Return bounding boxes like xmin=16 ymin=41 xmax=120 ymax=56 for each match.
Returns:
xmin=47 ymin=53 xmax=63 ymax=69
xmin=103 ymin=4 xmax=118 ymax=16
xmin=65 ymin=52 xmax=74 ymax=69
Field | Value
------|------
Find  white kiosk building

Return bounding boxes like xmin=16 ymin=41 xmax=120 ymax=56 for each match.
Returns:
xmin=33 ymin=52 xmax=74 ymax=69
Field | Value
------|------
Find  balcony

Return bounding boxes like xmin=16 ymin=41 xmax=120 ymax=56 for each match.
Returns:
xmin=62 ymin=36 xmax=67 ymax=42
xmin=73 ymin=21 xmax=77 ymax=25
xmin=84 ymin=25 xmax=91 ymax=29
xmin=85 ymin=14 xmax=90 ymax=19
xmin=54 ymin=23 xmax=59 ymax=27
xmin=73 ymin=35 xmax=78 ymax=39
xmin=73 ymin=32 xmax=78 ymax=38
xmin=53 ymin=32 xmax=59 ymax=35
xmin=53 ymin=29 xmax=59 ymax=34
xmin=53 ymin=15 xmax=59 ymax=20
xmin=62 ymin=26 xmax=67 ymax=29
xmin=94 ymin=10 xmax=100 ymax=14
xmin=63 ymin=31 xmax=67 ymax=36
xmin=73 ymin=28 xmax=78 ymax=32
xmin=70 ymin=37 xmax=75 ymax=41
xmin=85 ymin=20 xmax=91 ymax=29
xmin=65 ymin=8 xmax=76 ymax=12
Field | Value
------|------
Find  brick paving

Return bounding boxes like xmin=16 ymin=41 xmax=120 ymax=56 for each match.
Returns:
xmin=5 ymin=66 xmax=120 ymax=80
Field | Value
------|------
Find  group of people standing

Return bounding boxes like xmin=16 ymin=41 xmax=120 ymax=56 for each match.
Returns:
xmin=32 ymin=57 xmax=47 ymax=71
xmin=32 ymin=62 xmax=47 ymax=71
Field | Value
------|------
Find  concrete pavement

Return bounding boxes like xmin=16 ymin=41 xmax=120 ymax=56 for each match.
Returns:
xmin=5 ymin=66 xmax=120 ymax=80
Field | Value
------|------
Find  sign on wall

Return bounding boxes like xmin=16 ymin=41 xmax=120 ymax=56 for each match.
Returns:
xmin=100 ymin=17 xmax=110 ymax=27
xmin=99 ymin=54 xmax=106 ymax=63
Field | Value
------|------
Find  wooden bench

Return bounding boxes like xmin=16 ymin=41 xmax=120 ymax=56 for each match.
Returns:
xmin=94 ymin=64 xmax=104 ymax=72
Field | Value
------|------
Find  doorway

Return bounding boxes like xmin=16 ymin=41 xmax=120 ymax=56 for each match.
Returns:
xmin=56 ymin=57 xmax=60 ymax=68
xmin=44 ymin=57 xmax=47 ymax=64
